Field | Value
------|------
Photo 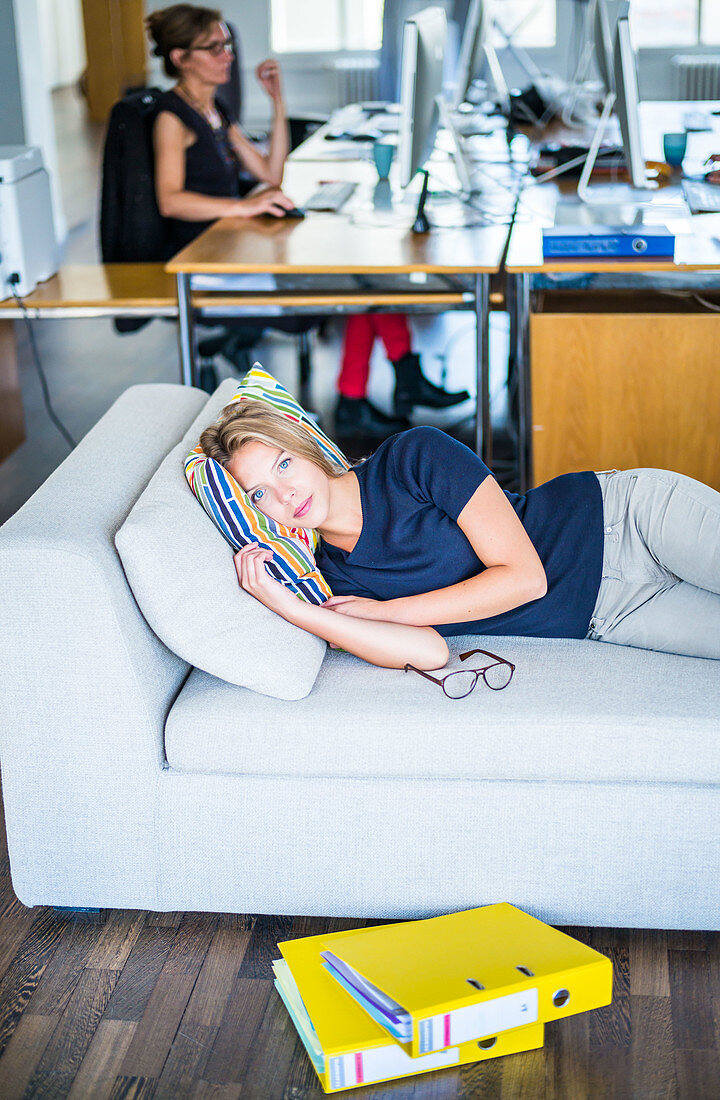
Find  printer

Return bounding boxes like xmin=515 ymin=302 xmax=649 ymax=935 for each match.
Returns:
xmin=0 ymin=145 xmax=58 ymax=297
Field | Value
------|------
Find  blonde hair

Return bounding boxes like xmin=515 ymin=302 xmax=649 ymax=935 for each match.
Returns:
xmin=199 ymin=398 xmax=344 ymax=479
xmin=146 ymin=4 xmax=222 ymax=77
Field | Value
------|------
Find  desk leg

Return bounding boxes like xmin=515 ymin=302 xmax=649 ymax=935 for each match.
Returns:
xmin=176 ymin=273 xmax=196 ymax=387
xmin=512 ymin=273 xmax=532 ymax=493
xmin=475 ymin=273 xmax=491 ymax=465
xmin=298 ymin=329 xmax=312 ymax=411
xmin=0 ymin=320 xmax=25 ymax=461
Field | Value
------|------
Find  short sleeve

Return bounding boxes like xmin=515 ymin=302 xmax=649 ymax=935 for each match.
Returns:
xmin=390 ymin=426 xmax=492 ymax=521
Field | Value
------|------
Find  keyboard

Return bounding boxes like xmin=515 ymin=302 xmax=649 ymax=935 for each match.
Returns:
xmin=453 ymin=111 xmax=495 ymax=137
xmin=682 ymin=110 xmax=713 ymax=132
xmin=303 ymin=181 xmax=358 ymax=213
xmin=682 ymin=179 xmax=720 ymax=214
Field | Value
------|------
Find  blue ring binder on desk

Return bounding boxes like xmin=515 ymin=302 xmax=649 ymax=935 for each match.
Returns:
xmin=542 ymin=225 xmax=676 ymax=260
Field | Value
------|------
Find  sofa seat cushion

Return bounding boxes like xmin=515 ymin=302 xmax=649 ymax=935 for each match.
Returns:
xmin=164 ymin=636 xmax=720 ymax=785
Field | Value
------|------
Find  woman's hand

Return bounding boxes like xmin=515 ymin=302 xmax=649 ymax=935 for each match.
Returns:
xmin=234 ymin=545 xmax=296 ymax=614
xmin=233 ymin=558 xmax=448 ymax=669
xmin=324 ymin=595 xmax=387 ymax=620
xmin=236 ymin=188 xmax=295 ymax=218
xmin=255 ymin=58 xmax=284 ymax=104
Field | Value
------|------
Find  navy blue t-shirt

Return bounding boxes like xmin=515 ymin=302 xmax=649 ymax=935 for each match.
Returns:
xmin=316 ymin=427 xmax=603 ymax=639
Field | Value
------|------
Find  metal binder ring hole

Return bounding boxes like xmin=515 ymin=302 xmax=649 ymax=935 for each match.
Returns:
xmin=516 ymin=965 xmax=534 ymax=977
xmin=467 ymin=978 xmax=485 ymax=990
xmin=553 ymin=988 xmax=570 ymax=1007
xmin=477 ymin=1036 xmax=497 ymax=1049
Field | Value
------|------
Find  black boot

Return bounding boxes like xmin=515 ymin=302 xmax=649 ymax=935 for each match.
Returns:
xmin=392 ymin=352 xmax=470 ymax=417
xmin=334 ymin=395 xmax=410 ymax=439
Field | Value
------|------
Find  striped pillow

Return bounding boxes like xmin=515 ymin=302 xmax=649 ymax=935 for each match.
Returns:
xmin=185 ymin=366 xmax=350 ymax=605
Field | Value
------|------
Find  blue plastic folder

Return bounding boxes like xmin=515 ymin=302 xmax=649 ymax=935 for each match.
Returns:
xmin=542 ymin=224 xmax=675 ymax=259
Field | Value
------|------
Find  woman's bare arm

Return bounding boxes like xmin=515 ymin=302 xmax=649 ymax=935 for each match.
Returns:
xmin=234 ymin=546 xmax=449 ymax=670
xmin=227 ymin=59 xmax=289 ymax=187
xmin=326 ymin=477 xmax=547 ymax=626
xmin=153 ymin=111 xmax=294 ymax=220
xmin=227 ymin=112 xmax=288 ymax=188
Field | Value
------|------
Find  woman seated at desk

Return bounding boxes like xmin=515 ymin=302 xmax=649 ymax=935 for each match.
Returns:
xmin=147 ymin=3 xmax=296 ymax=251
xmin=148 ymin=3 xmax=320 ymax=369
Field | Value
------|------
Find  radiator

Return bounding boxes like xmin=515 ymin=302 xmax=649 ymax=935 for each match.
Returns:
xmin=332 ymin=58 xmax=380 ymax=106
xmin=672 ymin=55 xmax=720 ymax=100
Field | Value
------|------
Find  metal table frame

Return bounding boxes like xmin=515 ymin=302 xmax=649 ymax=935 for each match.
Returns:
xmin=174 ymin=272 xmax=494 ymax=465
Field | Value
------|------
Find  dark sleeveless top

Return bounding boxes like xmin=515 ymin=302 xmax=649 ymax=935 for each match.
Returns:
xmin=156 ymin=89 xmax=254 ymax=257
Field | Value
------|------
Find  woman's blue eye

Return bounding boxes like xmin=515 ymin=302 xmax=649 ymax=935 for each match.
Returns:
xmin=251 ymin=488 xmax=264 ymax=502
xmin=278 ymin=457 xmax=290 ymax=470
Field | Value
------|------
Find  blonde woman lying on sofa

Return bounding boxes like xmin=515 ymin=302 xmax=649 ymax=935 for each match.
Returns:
xmin=199 ymin=399 xmax=720 ymax=670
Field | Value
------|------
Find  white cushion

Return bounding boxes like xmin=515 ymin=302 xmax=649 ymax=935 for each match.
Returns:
xmin=115 ymin=379 xmax=326 ymax=700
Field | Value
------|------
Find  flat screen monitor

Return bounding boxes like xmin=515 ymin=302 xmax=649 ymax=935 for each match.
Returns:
xmin=453 ymin=0 xmax=488 ymax=108
xmin=452 ymin=0 xmax=508 ymax=112
xmin=593 ymin=0 xmax=615 ymax=96
xmin=397 ymin=6 xmax=448 ymax=189
xmin=613 ymin=2 xmax=648 ymax=188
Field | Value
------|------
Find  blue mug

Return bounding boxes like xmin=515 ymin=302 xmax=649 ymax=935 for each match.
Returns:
xmin=373 ymin=142 xmax=395 ymax=180
xmin=663 ymin=132 xmax=687 ymax=167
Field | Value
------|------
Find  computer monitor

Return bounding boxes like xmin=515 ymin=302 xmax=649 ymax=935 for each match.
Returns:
xmin=453 ymin=0 xmax=488 ymax=108
xmin=397 ymin=7 xmax=447 ymax=191
xmin=577 ymin=1 xmax=656 ymax=203
xmin=613 ymin=2 xmax=650 ymax=189
xmin=592 ymin=0 xmax=615 ymax=96
xmin=452 ymin=0 xmax=509 ymax=112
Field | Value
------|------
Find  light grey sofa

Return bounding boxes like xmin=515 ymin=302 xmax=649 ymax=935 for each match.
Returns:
xmin=1 ymin=381 xmax=718 ymax=930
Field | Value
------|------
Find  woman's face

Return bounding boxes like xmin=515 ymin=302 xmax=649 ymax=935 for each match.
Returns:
xmin=177 ymin=21 xmax=233 ymax=85
xmin=227 ymin=440 xmax=332 ymax=529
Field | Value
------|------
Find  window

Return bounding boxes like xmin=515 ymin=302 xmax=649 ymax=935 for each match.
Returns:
xmin=630 ymin=0 xmax=720 ymax=47
xmin=492 ymin=0 xmax=556 ymax=50
xmin=271 ymin=0 xmax=383 ymax=53
xmin=270 ymin=0 xmax=720 ymax=55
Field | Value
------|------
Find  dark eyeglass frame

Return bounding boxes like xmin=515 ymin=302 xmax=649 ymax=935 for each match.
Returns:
xmin=404 ymin=648 xmax=515 ymax=698
xmin=190 ymin=38 xmax=234 ymax=57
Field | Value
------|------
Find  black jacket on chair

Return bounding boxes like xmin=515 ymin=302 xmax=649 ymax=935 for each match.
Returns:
xmin=100 ymin=87 xmax=169 ymax=266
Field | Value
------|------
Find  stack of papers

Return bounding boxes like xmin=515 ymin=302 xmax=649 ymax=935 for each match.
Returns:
xmin=274 ymin=902 xmax=612 ymax=1093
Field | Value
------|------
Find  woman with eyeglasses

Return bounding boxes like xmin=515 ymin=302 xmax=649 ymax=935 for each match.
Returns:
xmin=147 ymin=4 xmax=296 ymax=258
xmin=198 ymin=401 xmax=720 ymax=671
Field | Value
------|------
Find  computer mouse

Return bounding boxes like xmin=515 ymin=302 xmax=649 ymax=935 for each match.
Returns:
xmin=282 ymin=206 xmax=306 ymax=219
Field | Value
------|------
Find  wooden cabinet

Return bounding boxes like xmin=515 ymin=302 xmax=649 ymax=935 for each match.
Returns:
xmin=80 ymin=0 xmax=147 ymax=123
xmin=0 ymin=323 xmax=25 ymax=462
xmin=530 ymin=304 xmax=720 ymax=491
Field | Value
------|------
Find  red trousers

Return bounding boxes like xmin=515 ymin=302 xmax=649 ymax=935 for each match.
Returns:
xmin=337 ymin=313 xmax=412 ymax=398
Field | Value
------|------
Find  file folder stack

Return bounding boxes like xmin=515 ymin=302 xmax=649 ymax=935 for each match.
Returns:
xmin=274 ymin=902 xmax=612 ymax=1093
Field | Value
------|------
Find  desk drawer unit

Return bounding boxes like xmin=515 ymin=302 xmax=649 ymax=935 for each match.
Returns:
xmin=530 ymin=310 xmax=720 ymax=491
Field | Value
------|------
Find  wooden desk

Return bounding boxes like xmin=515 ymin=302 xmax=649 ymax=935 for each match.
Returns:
xmin=505 ymin=102 xmax=720 ymax=491
xmin=0 ymin=264 xmax=177 ymax=462
xmin=0 ymin=264 xmax=177 ymax=318
xmin=167 ymin=157 xmax=511 ymax=461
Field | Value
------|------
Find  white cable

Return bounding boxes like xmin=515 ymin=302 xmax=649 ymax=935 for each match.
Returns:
xmin=657 ymin=289 xmax=720 ymax=313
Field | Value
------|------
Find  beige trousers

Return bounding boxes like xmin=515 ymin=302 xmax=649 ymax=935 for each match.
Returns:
xmin=587 ymin=469 xmax=720 ymax=660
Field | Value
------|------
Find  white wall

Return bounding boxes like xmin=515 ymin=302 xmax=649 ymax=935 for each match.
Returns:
xmin=38 ymin=0 xmax=86 ymax=90
xmin=145 ymin=0 xmax=350 ymax=127
xmin=13 ymin=0 xmax=66 ymax=241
